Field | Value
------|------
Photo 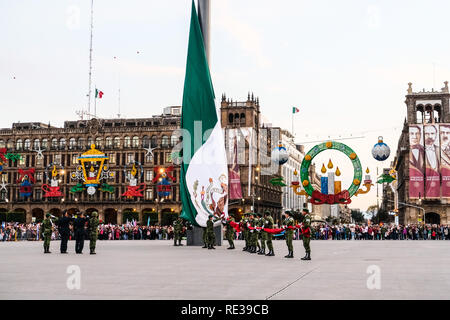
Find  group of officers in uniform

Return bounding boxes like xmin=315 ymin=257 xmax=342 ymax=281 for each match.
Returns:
xmin=196 ymin=208 xmax=312 ymax=260
xmin=40 ymin=210 xmax=99 ymax=255
xmin=40 ymin=207 xmax=311 ymax=259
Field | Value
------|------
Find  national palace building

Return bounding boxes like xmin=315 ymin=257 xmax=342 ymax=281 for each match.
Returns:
xmin=0 ymin=94 xmax=292 ymax=225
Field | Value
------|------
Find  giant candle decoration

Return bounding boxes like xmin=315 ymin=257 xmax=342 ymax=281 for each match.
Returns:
xmin=320 ymin=163 xmax=328 ymax=194
xmin=334 ymin=166 xmax=342 ymax=193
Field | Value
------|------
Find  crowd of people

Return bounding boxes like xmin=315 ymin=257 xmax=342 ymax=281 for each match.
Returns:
xmin=2 ymin=221 xmax=449 ymax=242
xmin=310 ymin=223 xmax=450 ymax=240
xmin=0 ymin=222 xmax=181 ymax=242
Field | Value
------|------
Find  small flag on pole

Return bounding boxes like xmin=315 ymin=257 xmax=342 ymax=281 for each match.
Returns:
xmin=292 ymin=107 xmax=299 ymax=114
xmin=95 ymin=88 xmax=104 ymax=99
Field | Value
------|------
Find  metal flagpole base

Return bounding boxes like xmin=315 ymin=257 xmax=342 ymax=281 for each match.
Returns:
xmin=187 ymin=225 xmax=223 ymax=246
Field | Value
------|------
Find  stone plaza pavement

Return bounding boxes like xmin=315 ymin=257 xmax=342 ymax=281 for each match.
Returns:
xmin=1 ymin=239 xmax=449 ymax=299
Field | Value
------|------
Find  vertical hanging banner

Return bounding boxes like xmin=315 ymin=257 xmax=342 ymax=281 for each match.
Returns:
xmin=440 ymin=124 xmax=450 ymax=198
xmin=180 ymin=1 xmax=228 ymax=227
xmin=229 ymin=136 xmax=243 ymax=199
xmin=409 ymin=125 xmax=424 ymax=199
xmin=424 ymin=124 xmax=440 ymax=199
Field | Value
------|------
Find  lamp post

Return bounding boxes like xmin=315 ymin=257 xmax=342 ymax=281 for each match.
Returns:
xmin=387 ymin=199 xmax=425 ymax=224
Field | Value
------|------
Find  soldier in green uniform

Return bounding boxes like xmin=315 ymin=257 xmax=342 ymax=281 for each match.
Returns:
xmin=88 ymin=211 xmax=99 ymax=255
xmin=223 ymin=215 xmax=235 ymax=249
xmin=206 ymin=214 xmax=216 ymax=249
xmin=202 ymin=226 xmax=208 ymax=248
xmin=241 ymin=213 xmax=249 ymax=251
xmin=263 ymin=210 xmax=275 ymax=256
xmin=248 ymin=213 xmax=258 ymax=253
xmin=173 ymin=217 xmax=184 ymax=246
xmin=283 ymin=210 xmax=294 ymax=258
xmin=40 ymin=213 xmax=53 ymax=253
xmin=300 ymin=208 xmax=312 ymax=260
xmin=256 ymin=213 xmax=265 ymax=255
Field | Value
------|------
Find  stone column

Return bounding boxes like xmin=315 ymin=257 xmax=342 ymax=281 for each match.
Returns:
xmin=117 ymin=210 xmax=123 ymax=225
xmin=26 ymin=211 xmax=32 ymax=224
xmin=99 ymin=210 xmax=105 ymax=223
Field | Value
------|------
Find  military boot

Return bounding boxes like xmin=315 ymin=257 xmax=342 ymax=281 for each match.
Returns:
xmin=178 ymin=240 xmax=183 ymax=246
xmin=251 ymin=246 xmax=257 ymax=253
xmin=301 ymin=252 xmax=311 ymax=260
xmin=301 ymin=253 xmax=308 ymax=260
xmin=258 ymin=248 xmax=265 ymax=255
xmin=230 ymin=244 xmax=235 ymax=249
xmin=90 ymin=249 xmax=96 ymax=255
xmin=202 ymin=243 xmax=208 ymax=248
xmin=242 ymin=246 xmax=248 ymax=251
xmin=266 ymin=249 xmax=275 ymax=256
xmin=284 ymin=251 xmax=293 ymax=258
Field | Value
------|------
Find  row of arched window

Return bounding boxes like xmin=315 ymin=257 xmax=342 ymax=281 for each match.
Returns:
xmin=416 ymin=104 xmax=442 ymax=124
xmin=0 ymin=135 xmax=180 ymax=151
xmin=228 ymin=113 xmax=246 ymax=124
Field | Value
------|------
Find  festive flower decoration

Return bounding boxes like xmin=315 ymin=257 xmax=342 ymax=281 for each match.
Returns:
xmin=372 ymin=136 xmax=390 ymax=161
xmin=271 ymin=142 xmax=288 ymax=165
xmin=17 ymin=168 xmax=35 ymax=198
xmin=152 ymin=166 xmax=176 ymax=197
xmin=0 ymin=148 xmax=6 ymax=176
xmin=269 ymin=176 xmax=287 ymax=187
xmin=42 ymin=163 xmax=64 ymax=197
xmin=70 ymin=144 xmax=114 ymax=195
xmin=122 ymin=161 xmax=146 ymax=198
xmin=5 ymin=153 xmax=22 ymax=162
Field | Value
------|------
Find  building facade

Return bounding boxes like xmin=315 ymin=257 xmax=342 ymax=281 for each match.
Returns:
xmin=0 ymin=107 xmax=183 ymax=225
xmin=393 ymin=82 xmax=450 ymax=224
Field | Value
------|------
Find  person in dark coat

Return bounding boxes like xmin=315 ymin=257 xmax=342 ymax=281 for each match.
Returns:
xmin=58 ymin=210 xmax=73 ymax=254
xmin=73 ymin=211 xmax=88 ymax=254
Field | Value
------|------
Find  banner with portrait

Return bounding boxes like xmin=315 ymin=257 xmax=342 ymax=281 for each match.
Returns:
xmin=424 ymin=124 xmax=440 ymax=199
xmin=409 ymin=125 xmax=424 ymax=199
xmin=440 ymin=124 xmax=450 ymax=198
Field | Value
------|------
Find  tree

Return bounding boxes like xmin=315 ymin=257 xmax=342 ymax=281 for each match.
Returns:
xmin=366 ymin=205 xmax=389 ymax=224
xmin=351 ymin=209 xmax=365 ymax=223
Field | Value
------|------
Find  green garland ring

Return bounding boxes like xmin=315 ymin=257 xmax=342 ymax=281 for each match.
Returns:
xmin=300 ymin=141 xmax=362 ymax=198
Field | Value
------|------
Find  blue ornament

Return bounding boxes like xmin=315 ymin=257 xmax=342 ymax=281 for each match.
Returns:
xmin=372 ymin=136 xmax=390 ymax=161
xmin=271 ymin=143 xmax=289 ymax=165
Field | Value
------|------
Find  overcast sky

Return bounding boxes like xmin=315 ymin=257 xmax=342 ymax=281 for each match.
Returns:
xmin=2 ymin=0 xmax=450 ymax=211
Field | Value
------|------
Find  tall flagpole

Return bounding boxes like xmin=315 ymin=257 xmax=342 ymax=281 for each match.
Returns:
xmin=94 ymin=86 xmax=97 ymax=118
xmin=87 ymin=0 xmax=94 ymax=120
xmin=197 ymin=0 xmax=210 ymax=64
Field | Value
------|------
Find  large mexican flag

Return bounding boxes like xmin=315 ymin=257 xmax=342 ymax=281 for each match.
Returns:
xmin=179 ymin=1 xmax=228 ymax=227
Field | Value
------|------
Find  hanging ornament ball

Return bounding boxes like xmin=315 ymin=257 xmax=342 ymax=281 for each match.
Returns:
xmin=87 ymin=186 xmax=96 ymax=195
xmin=372 ymin=136 xmax=390 ymax=161
xmin=271 ymin=143 xmax=289 ymax=165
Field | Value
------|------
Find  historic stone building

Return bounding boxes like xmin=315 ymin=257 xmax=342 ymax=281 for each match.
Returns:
xmin=392 ymin=82 xmax=450 ymax=224
xmin=0 ymin=106 xmax=183 ymax=225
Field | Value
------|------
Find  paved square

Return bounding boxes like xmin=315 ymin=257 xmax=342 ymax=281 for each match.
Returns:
xmin=1 ymin=240 xmax=449 ymax=299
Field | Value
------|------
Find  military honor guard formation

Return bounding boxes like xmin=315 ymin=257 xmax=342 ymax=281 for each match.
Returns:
xmin=40 ymin=210 xmax=99 ymax=255
xmin=183 ymin=208 xmax=313 ymax=261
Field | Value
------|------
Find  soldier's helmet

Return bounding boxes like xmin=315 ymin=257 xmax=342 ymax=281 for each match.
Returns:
xmin=256 ymin=213 xmax=262 ymax=217
xmin=302 ymin=208 xmax=310 ymax=215
xmin=285 ymin=210 xmax=293 ymax=216
xmin=264 ymin=210 xmax=271 ymax=216
xmin=208 ymin=214 xmax=213 ymax=218
xmin=92 ymin=211 xmax=98 ymax=217
xmin=46 ymin=213 xmax=51 ymax=218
